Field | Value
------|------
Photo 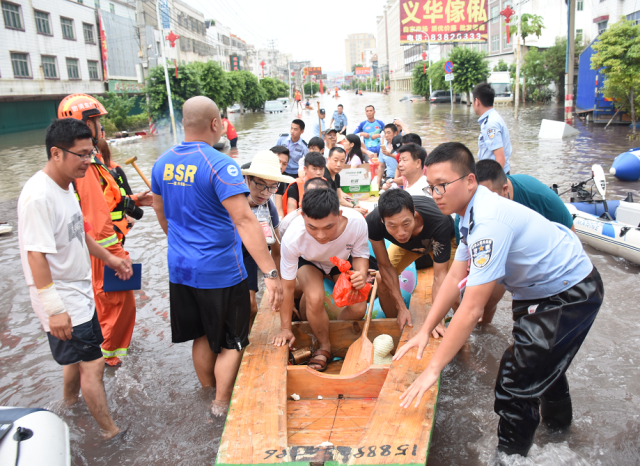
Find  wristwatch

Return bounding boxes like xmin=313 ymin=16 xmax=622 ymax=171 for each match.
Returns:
xmin=263 ymin=269 xmax=279 ymax=279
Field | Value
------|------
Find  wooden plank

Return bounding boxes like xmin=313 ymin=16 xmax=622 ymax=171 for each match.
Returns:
xmin=344 ymin=268 xmax=441 ymax=466
xmin=216 ymin=294 xmax=292 ymax=466
xmin=291 ymin=320 xmax=401 ymax=359
xmin=287 ymin=365 xmax=389 ymax=399
xmin=287 ymin=399 xmax=377 ymax=447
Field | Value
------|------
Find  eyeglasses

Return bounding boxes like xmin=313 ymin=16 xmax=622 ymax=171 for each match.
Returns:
xmin=59 ymin=147 xmax=96 ymax=160
xmin=252 ymin=178 xmax=280 ymax=194
xmin=424 ymin=174 xmax=470 ymax=196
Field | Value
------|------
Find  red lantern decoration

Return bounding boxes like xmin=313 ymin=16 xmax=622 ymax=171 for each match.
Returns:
xmin=165 ymin=30 xmax=179 ymax=48
xmin=500 ymin=5 xmax=515 ymax=44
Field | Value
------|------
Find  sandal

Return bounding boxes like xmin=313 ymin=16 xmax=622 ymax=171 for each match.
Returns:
xmin=307 ymin=349 xmax=331 ymax=373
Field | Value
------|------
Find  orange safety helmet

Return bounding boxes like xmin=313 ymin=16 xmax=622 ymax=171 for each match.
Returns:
xmin=58 ymin=94 xmax=108 ymax=122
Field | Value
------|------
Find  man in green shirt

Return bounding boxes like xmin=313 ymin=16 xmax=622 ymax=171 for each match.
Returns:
xmin=472 ymin=159 xmax=576 ymax=324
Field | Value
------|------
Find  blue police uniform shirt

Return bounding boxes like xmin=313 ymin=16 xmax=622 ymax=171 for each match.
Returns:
xmin=151 ymin=141 xmax=249 ymax=289
xmin=455 ymin=186 xmax=592 ymax=301
xmin=353 ymin=119 xmax=385 ymax=153
xmin=332 ymin=111 xmax=348 ymax=131
xmin=275 ymin=134 xmax=308 ymax=174
xmin=312 ymin=119 xmax=326 ymax=137
xmin=477 ymin=108 xmax=512 ymax=174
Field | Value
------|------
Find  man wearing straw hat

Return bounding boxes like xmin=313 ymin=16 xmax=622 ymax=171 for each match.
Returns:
xmin=151 ymin=96 xmax=283 ymax=417
xmin=241 ymin=151 xmax=295 ymax=322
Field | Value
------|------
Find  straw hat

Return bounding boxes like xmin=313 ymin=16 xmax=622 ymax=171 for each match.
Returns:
xmin=336 ymin=133 xmax=347 ymax=144
xmin=241 ymin=150 xmax=296 ymax=184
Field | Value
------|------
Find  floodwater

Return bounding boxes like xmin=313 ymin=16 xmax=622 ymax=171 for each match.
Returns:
xmin=1 ymin=91 xmax=639 ymax=465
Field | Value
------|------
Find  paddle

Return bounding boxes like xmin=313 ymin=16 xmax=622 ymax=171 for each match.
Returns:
xmin=340 ymin=276 xmax=379 ymax=375
xmin=317 ymin=101 xmax=322 ymax=137
xmin=125 ymin=156 xmax=151 ymax=189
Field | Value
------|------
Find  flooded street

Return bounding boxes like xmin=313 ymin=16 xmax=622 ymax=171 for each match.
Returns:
xmin=1 ymin=91 xmax=639 ymax=465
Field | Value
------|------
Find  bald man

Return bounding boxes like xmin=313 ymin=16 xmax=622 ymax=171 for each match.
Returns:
xmin=151 ymin=96 xmax=283 ymax=417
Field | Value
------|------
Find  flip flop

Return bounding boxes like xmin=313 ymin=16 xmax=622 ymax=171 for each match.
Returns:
xmin=307 ymin=349 xmax=331 ymax=373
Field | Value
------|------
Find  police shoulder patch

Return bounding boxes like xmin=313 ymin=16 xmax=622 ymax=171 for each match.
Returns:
xmin=487 ymin=128 xmax=496 ymax=139
xmin=470 ymin=238 xmax=494 ymax=269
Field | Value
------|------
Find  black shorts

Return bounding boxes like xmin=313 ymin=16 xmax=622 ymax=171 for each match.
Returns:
xmin=169 ymin=280 xmax=251 ymax=353
xmin=298 ymin=256 xmax=352 ymax=278
xmin=242 ymin=247 xmax=259 ymax=292
xmin=47 ymin=311 xmax=104 ymax=366
xmin=229 ymin=137 xmax=238 ymax=148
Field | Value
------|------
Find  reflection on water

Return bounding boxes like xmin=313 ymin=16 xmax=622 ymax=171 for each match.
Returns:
xmin=1 ymin=92 xmax=639 ymax=465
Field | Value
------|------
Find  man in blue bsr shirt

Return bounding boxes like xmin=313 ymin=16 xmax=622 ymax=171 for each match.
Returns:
xmin=151 ymin=96 xmax=284 ymax=417
xmin=395 ymin=142 xmax=604 ymax=457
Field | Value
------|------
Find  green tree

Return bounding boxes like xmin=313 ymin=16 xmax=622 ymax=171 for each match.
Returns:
xmin=236 ymin=70 xmax=266 ymax=110
xmin=223 ymin=72 xmax=245 ymax=110
xmin=191 ymin=61 xmax=230 ymax=109
xmin=303 ymin=82 xmax=320 ymax=95
xmin=427 ymin=58 xmax=447 ymax=92
xmin=95 ymin=91 xmax=135 ymax=131
xmin=146 ymin=62 xmax=201 ymax=124
xmin=275 ymin=80 xmax=289 ymax=98
xmin=412 ymin=61 xmax=431 ymax=97
xmin=260 ymin=77 xmax=280 ymax=100
xmin=591 ymin=19 xmax=640 ymax=133
xmin=448 ymin=47 xmax=490 ymax=105
xmin=522 ymin=47 xmax=554 ymax=102
xmin=493 ymin=59 xmax=509 ymax=72
xmin=508 ymin=14 xmax=545 ymax=103
xmin=351 ymin=63 xmax=364 ymax=73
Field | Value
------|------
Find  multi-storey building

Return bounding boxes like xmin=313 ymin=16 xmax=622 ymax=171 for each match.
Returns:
xmin=344 ymin=33 xmax=376 ymax=73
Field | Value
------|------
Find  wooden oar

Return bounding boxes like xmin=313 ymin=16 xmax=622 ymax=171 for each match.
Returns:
xmin=340 ymin=277 xmax=379 ymax=375
xmin=125 ymin=156 xmax=151 ymax=189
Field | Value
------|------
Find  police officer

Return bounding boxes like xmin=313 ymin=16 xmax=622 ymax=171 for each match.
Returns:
xmin=275 ymin=118 xmax=309 ymax=179
xmin=394 ymin=142 xmax=604 ymax=457
xmin=473 ymin=83 xmax=512 ymax=174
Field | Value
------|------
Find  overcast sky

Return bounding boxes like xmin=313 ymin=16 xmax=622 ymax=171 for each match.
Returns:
xmin=183 ymin=0 xmax=387 ymax=73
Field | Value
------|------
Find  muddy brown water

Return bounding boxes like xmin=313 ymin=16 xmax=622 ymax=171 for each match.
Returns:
xmin=1 ymin=91 xmax=639 ymax=465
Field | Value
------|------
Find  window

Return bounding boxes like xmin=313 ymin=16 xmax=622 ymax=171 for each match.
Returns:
xmin=577 ymin=1 xmax=583 ymax=11
xmin=42 ymin=56 xmax=57 ymax=78
xmin=109 ymin=2 xmax=114 ymax=13
xmin=576 ymin=28 xmax=583 ymax=43
xmin=2 ymin=1 xmax=23 ymax=29
xmin=627 ymin=11 xmax=640 ymax=26
xmin=88 ymin=60 xmax=99 ymax=79
xmin=491 ymin=34 xmax=499 ymax=52
xmin=34 ymin=10 xmax=51 ymax=35
xmin=598 ymin=20 xmax=607 ymax=35
xmin=11 ymin=52 xmax=30 ymax=77
xmin=481 ymin=42 xmax=488 ymax=52
xmin=491 ymin=5 xmax=499 ymax=23
xmin=61 ymin=17 xmax=74 ymax=39
xmin=66 ymin=57 xmax=80 ymax=79
xmin=83 ymin=23 xmax=95 ymax=43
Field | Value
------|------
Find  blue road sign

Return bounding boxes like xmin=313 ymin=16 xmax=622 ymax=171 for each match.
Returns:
xmin=445 ymin=61 xmax=454 ymax=73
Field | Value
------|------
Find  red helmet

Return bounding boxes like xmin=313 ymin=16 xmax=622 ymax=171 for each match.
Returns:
xmin=58 ymin=94 xmax=107 ymax=121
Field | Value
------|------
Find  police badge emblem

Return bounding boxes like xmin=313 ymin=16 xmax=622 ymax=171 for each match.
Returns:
xmin=487 ymin=128 xmax=496 ymax=139
xmin=471 ymin=239 xmax=493 ymax=269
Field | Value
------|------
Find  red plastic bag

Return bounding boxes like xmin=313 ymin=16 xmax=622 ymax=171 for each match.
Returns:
xmin=330 ymin=256 xmax=372 ymax=308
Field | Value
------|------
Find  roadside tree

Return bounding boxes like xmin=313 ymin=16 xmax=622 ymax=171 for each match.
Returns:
xmin=412 ymin=61 xmax=431 ymax=97
xmin=193 ymin=61 xmax=231 ymax=110
xmin=591 ymin=19 xmax=640 ymax=134
xmin=448 ymin=47 xmax=490 ymax=105
xmin=147 ymin=62 xmax=201 ymax=125
xmin=237 ymin=70 xmax=267 ymax=111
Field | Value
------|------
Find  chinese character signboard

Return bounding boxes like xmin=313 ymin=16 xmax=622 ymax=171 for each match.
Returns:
xmin=400 ymin=0 xmax=488 ymax=44
xmin=230 ymin=55 xmax=241 ymax=71
xmin=109 ymin=80 xmax=145 ymax=93
xmin=303 ymin=67 xmax=322 ymax=76
xmin=355 ymin=67 xmax=371 ymax=75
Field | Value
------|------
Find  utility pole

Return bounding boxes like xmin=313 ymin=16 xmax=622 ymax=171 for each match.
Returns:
xmin=155 ymin=0 xmax=177 ymax=144
xmin=514 ymin=3 xmax=521 ymax=119
xmin=135 ymin=0 xmax=150 ymax=108
xmin=565 ymin=0 xmax=576 ymax=124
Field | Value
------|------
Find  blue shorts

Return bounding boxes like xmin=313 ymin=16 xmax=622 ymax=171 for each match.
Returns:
xmin=47 ymin=311 xmax=104 ymax=366
xmin=366 ymin=145 xmax=381 ymax=155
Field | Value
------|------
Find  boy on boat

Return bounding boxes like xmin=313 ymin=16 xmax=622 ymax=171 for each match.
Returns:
xmin=282 ymin=151 xmax=326 ymax=215
xmin=18 ymin=118 xmax=132 ymax=439
xmin=395 ymin=142 xmax=603 ymax=457
xmin=367 ymin=188 xmax=456 ymax=332
xmin=272 ymin=188 xmax=370 ymax=372
xmin=151 ymin=97 xmax=283 ymax=417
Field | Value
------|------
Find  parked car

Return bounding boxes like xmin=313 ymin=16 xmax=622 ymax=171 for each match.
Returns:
xmin=228 ymin=104 xmax=241 ymax=113
xmin=263 ymin=100 xmax=286 ymax=113
xmin=429 ymin=90 xmax=461 ymax=103
xmin=399 ymin=94 xmax=425 ymax=102
xmin=276 ymin=97 xmax=290 ymax=108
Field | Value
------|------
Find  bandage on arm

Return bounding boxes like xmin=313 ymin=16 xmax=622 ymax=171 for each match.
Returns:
xmin=37 ymin=283 xmax=67 ymax=317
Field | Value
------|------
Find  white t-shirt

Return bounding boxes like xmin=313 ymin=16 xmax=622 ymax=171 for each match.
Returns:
xmin=404 ymin=176 xmax=430 ymax=197
xmin=278 ymin=208 xmax=301 ymax=238
xmin=280 ymin=207 xmax=370 ymax=280
xmin=18 ymin=171 xmax=94 ymax=332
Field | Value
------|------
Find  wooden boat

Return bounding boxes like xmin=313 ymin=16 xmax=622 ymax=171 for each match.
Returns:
xmin=216 ymin=267 xmax=441 ymax=466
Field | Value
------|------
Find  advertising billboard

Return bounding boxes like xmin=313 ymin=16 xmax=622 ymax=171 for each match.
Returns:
xmin=399 ymin=0 xmax=488 ymax=44
xmin=355 ymin=67 xmax=371 ymax=75
xmin=303 ymin=67 xmax=322 ymax=76
xmin=230 ymin=55 xmax=241 ymax=71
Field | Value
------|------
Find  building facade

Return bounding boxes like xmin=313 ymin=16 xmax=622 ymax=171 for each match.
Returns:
xmin=344 ymin=33 xmax=376 ymax=73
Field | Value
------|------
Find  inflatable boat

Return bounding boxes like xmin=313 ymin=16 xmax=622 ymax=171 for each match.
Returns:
xmin=561 ymin=165 xmax=640 ymax=265
xmin=0 ymin=407 xmax=70 ymax=465
xmin=213 ymin=136 xmax=230 ymax=151
xmin=610 ymin=147 xmax=640 ymax=181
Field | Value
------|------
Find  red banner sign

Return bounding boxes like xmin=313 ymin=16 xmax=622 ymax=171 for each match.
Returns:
xmin=355 ymin=67 xmax=371 ymax=75
xmin=98 ymin=12 xmax=108 ymax=81
xmin=399 ymin=0 xmax=488 ymax=44
xmin=303 ymin=67 xmax=322 ymax=76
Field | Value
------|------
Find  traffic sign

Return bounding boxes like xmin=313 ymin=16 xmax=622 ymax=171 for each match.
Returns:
xmin=318 ymin=74 xmax=327 ymax=80
xmin=445 ymin=73 xmax=454 ymax=82
xmin=444 ymin=61 xmax=454 ymax=73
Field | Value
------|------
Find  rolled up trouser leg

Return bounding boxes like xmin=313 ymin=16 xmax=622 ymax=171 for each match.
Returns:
xmin=540 ymin=374 xmax=572 ymax=428
xmin=495 ymin=267 xmax=604 ymax=456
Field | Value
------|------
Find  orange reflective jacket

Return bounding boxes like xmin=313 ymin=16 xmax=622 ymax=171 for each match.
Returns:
xmin=282 ymin=178 xmax=305 ymax=216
